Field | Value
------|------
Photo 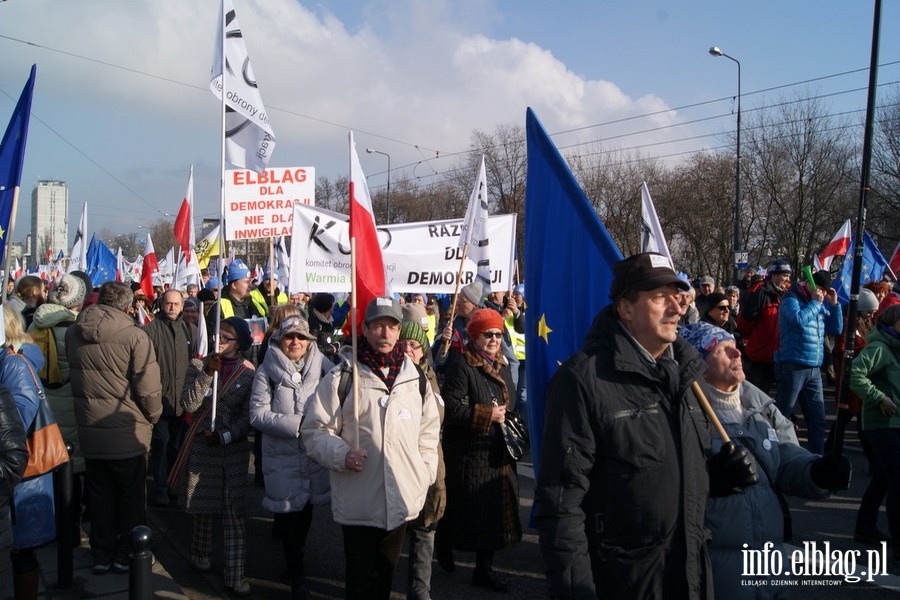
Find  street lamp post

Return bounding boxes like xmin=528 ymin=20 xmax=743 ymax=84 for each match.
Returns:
xmin=365 ymin=148 xmax=391 ymax=224
xmin=709 ymin=46 xmax=742 ymax=285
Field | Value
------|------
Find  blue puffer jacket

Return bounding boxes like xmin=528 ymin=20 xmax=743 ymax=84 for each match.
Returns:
xmin=774 ymin=284 xmax=842 ymax=367
xmin=704 ymin=381 xmax=826 ymax=600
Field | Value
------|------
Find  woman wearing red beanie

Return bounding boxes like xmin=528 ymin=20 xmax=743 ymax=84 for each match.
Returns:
xmin=436 ymin=308 xmax=522 ymax=592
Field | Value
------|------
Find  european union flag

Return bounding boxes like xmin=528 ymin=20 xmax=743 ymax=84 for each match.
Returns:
xmin=0 ymin=65 xmax=36 ymax=269
xmin=85 ymin=234 xmax=117 ymax=288
xmin=524 ymin=108 xmax=622 ymax=473
xmin=836 ymin=232 xmax=891 ymax=305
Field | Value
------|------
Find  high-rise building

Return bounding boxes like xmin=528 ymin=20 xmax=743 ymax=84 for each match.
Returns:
xmin=30 ymin=179 xmax=68 ymax=268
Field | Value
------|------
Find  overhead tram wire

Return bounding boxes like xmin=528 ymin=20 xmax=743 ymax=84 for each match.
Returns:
xmin=4 ymin=32 xmax=897 ymax=200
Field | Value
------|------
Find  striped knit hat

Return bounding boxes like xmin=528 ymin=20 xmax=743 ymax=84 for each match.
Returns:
xmin=399 ymin=320 xmax=429 ymax=348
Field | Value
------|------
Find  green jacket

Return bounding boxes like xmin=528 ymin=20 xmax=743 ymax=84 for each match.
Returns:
xmin=849 ymin=325 xmax=900 ymax=431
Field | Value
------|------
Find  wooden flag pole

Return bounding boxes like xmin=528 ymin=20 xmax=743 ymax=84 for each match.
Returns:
xmin=440 ymin=244 xmax=470 ymax=356
xmin=691 ymin=381 xmax=731 ymax=445
xmin=350 ymin=239 xmax=360 ymax=450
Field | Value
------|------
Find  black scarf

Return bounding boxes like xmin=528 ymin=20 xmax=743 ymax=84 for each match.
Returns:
xmin=357 ymin=335 xmax=406 ymax=391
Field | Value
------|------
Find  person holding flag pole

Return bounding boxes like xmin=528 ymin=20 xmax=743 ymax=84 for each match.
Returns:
xmin=436 ymin=156 xmax=492 ymax=363
xmin=166 ymin=1 xmax=276 ymax=595
xmin=301 ymin=133 xmax=439 ymax=600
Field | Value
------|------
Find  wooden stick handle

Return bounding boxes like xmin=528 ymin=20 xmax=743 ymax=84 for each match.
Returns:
xmin=691 ymin=381 xmax=731 ymax=445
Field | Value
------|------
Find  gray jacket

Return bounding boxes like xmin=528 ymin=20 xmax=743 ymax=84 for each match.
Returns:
xmin=704 ymin=380 xmax=827 ymax=600
xmin=249 ymin=342 xmax=333 ymax=513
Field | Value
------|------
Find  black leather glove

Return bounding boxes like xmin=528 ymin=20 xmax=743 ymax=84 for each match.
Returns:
xmin=708 ymin=442 xmax=759 ymax=497
xmin=810 ymin=452 xmax=852 ymax=492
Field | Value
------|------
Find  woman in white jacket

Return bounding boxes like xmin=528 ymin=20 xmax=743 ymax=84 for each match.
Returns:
xmin=249 ymin=315 xmax=333 ymax=600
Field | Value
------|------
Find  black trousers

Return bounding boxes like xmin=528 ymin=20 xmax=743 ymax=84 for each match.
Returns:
xmin=275 ymin=505 xmax=314 ymax=594
xmin=342 ymin=523 xmax=407 ymax=600
xmin=84 ymin=455 xmax=147 ymax=565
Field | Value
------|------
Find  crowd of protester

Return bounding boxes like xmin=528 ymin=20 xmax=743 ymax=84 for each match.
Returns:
xmin=0 ymin=252 xmax=897 ymax=600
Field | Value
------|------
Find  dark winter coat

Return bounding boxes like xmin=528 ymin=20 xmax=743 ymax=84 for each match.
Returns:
xmin=0 ymin=385 xmax=27 ymax=553
xmin=144 ymin=313 xmax=195 ymax=416
xmin=534 ymin=305 xmax=714 ymax=600
xmin=440 ymin=345 xmax=521 ymax=552
xmin=180 ymin=356 xmax=254 ymax=514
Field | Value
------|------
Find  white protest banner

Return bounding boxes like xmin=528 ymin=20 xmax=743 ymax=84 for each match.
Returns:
xmin=289 ymin=204 xmax=516 ymax=294
xmin=224 ymin=167 xmax=315 ymax=240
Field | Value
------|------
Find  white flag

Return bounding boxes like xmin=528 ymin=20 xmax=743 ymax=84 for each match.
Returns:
xmin=273 ymin=236 xmax=290 ymax=290
xmin=459 ymin=155 xmax=491 ymax=293
xmin=640 ymin=181 xmax=674 ymax=269
xmin=211 ymin=0 xmax=276 ymax=173
xmin=68 ymin=202 xmax=88 ymax=273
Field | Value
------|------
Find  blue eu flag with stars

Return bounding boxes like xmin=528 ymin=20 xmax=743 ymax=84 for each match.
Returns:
xmin=836 ymin=232 xmax=890 ymax=305
xmin=524 ymin=108 xmax=622 ymax=475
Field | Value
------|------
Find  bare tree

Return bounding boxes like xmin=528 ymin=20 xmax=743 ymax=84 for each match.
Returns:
xmin=742 ymin=94 xmax=857 ymax=270
xmin=868 ymin=86 xmax=900 ymax=249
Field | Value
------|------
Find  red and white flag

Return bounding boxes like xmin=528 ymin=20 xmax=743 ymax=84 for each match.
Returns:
xmin=136 ymin=302 xmax=153 ymax=326
xmin=174 ymin=167 xmax=201 ymax=289
xmin=818 ymin=219 xmax=851 ymax=271
xmin=140 ymin=233 xmax=160 ymax=301
xmin=115 ymin=247 xmax=124 ymax=282
xmin=348 ymin=131 xmax=386 ymax=330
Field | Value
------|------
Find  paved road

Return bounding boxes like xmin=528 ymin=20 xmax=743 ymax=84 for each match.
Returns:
xmin=148 ymin=387 xmax=900 ymax=599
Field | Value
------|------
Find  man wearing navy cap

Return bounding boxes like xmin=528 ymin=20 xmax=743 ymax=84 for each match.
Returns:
xmin=535 ymin=252 xmax=757 ymax=599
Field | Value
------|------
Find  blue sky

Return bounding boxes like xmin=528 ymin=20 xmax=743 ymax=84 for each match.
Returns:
xmin=0 ymin=0 xmax=897 ymax=251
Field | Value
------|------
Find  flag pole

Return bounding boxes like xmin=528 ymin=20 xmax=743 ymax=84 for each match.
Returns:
xmin=268 ymin=236 xmax=275 ymax=309
xmin=833 ymin=0 xmax=882 ymax=457
xmin=1 ymin=187 xmax=21 ymax=303
xmin=350 ymin=238 xmax=360 ymax=450
xmin=440 ymin=245 xmax=469 ymax=356
xmin=210 ymin=0 xmax=228 ymax=432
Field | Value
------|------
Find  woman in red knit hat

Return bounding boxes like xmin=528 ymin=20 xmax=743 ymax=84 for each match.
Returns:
xmin=435 ymin=308 xmax=522 ymax=593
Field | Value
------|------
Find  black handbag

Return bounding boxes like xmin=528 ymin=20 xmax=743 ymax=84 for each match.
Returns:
xmin=500 ymin=410 xmax=529 ymax=460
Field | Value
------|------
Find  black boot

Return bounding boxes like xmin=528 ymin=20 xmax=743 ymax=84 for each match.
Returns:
xmin=13 ymin=568 xmax=40 ymax=600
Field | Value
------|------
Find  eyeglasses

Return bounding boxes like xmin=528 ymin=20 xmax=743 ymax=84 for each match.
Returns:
xmin=481 ymin=331 xmax=503 ymax=340
xmin=714 ymin=305 xmax=731 ymax=312
xmin=218 ymin=335 xmax=236 ymax=343
xmin=283 ymin=333 xmax=307 ymax=341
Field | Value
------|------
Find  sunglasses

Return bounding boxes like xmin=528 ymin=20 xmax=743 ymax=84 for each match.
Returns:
xmin=714 ymin=305 xmax=731 ymax=312
xmin=283 ymin=333 xmax=308 ymax=341
xmin=481 ymin=331 xmax=503 ymax=340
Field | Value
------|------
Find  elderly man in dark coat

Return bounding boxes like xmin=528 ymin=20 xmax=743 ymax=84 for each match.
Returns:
xmin=535 ymin=253 xmax=759 ymax=599
xmin=144 ymin=289 xmax=196 ymax=507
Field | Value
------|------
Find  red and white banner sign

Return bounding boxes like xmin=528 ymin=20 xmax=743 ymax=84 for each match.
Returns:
xmin=224 ymin=167 xmax=315 ymax=241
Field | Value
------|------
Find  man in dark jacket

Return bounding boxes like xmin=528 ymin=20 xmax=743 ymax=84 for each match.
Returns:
xmin=67 ymin=281 xmax=162 ymax=574
xmin=534 ymin=253 xmax=758 ymax=599
xmin=144 ymin=289 xmax=196 ymax=507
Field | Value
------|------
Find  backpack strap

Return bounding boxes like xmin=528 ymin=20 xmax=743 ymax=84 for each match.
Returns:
xmin=337 ymin=363 xmax=428 ymax=407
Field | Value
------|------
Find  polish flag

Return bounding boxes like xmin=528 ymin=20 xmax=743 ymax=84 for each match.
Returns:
xmin=173 ymin=168 xmax=194 ymax=256
xmin=348 ymin=131 xmax=386 ymax=330
xmin=140 ymin=233 xmax=160 ymax=301
xmin=116 ymin=247 xmax=124 ymax=282
xmin=818 ymin=219 xmax=851 ymax=271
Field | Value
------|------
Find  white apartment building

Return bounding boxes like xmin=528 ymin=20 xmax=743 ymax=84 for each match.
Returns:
xmin=30 ymin=179 xmax=68 ymax=268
